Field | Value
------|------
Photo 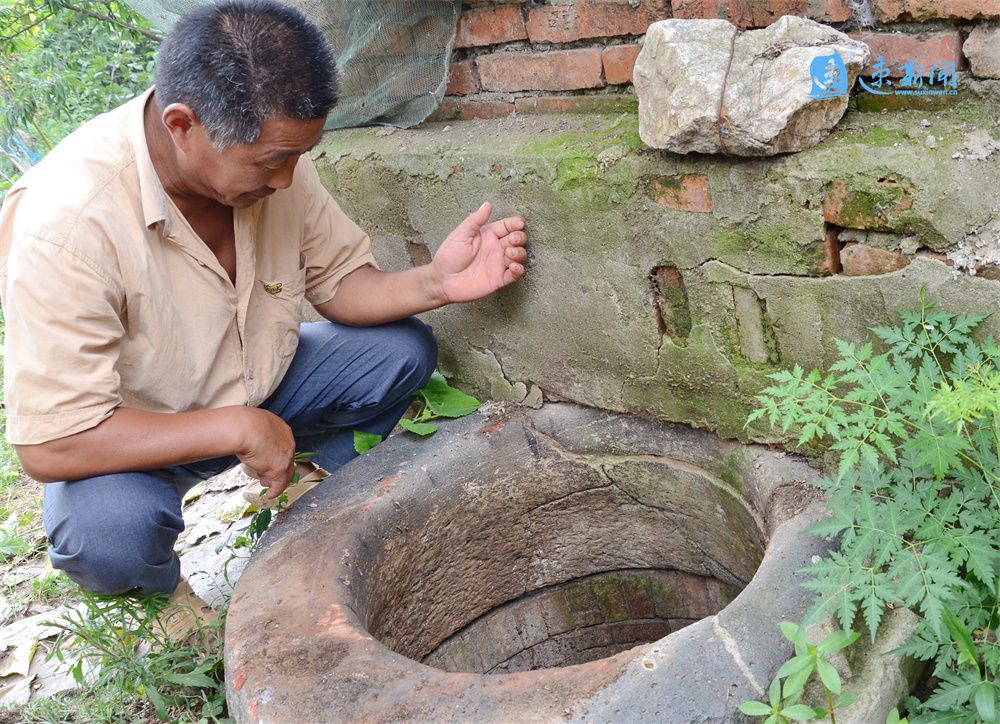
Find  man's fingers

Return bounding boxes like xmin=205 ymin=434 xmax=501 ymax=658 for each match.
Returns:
xmin=488 ymin=216 xmax=525 ymax=239
xmin=506 ymin=246 xmax=528 ymax=263
xmin=453 ymin=202 xmax=492 ymax=240
xmin=260 ymin=478 xmax=287 ymax=500
xmin=257 ymin=460 xmax=295 ymax=499
xmin=505 ymin=263 xmax=525 ymax=284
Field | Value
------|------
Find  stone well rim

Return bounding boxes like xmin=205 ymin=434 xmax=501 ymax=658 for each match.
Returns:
xmin=225 ymin=403 xmax=827 ymax=723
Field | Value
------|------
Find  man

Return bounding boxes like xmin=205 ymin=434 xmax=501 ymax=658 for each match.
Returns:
xmin=0 ymin=0 xmax=527 ymax=598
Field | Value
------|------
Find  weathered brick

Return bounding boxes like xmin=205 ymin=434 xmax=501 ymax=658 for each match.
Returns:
xmin=385 ymin=27 xmax=414 ymax=55
xmin=455 ymin=4 xmax=527 ymax=49
xmin=602 ymin=44 xmax=642 ymax=85
xmin=670 ymin=0 xmax=850 ymax=27
xmin=514 ymin=94 xmax=637 ymax=115
xmin=650 ymin=265 xmax=693 ymax=343
xmin=526 ymin=1 xmax=667 ymax=44
xmin=446 ymin=60 xmax=479 ymax=96
xmin=428 ymin=98 xmax=515 ymax=122
xmin=849 ymin=31 xmax=966 ymax=78
xmin=478 ymin=49 xmax=604 ymax=92
xmin=648 ymin=175 xmax=714 ymax=213
xmin=822 ymin=179 xmax=914 ymax=232
xmin=840 ymin=244 xmax=910 ymax=276
xmin=872 ymin=0 xmax=1000 ymax=21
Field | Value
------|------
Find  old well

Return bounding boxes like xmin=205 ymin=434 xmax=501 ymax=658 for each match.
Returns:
xmin=226 ymin=403 xmax=829 ymax=722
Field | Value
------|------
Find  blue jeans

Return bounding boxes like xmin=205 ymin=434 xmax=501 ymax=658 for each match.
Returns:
xmin=42 ymin=318 xmax=437 ymax=594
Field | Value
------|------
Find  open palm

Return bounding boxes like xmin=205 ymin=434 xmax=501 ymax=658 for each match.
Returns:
xmin=433 ymin=202 xmax=528 ymax=304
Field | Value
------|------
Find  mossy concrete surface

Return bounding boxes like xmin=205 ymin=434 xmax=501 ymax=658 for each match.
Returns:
xmin=311 ymin=82 xmax=1000 ymax=441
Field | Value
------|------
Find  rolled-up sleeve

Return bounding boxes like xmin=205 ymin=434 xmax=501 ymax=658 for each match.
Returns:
xmin=3 ymin=234 xmax=124 ymax=445
xmin=297 ymin=157 xmax=379 ymax=307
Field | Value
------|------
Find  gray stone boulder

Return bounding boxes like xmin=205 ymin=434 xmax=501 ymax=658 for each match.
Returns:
xmin=634 ymin=16 xmax=869 ymax=156
xmin=964 ymin=25 xmax=1000 ymax=79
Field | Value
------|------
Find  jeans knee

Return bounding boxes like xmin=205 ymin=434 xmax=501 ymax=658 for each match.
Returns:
xmin=53 ymin=546 xmax=179 ymax=595
xmin=386 ymin=318 xmax=437 ymax=391
xmin=45 ymin=485 xmax=184 ymax=595
xmin=405 ymin=318 xmax=438 ymax=385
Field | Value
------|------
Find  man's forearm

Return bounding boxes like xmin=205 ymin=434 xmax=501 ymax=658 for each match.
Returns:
xmin=314 ymin=264 xmax=447 ymax=327
xmin=16 ymin=406 xmax=249 ymax=483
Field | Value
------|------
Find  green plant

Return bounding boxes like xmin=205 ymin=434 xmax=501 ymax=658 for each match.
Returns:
xmin=0 ymin=509 xmax=41 ymax=562
xmin=353 ymin=370 xmax=481 ymax=454
xmin=47 ymin=589 xmax=227 ymax=722
xmin=225 ymin=451 xmax=316 ymax=568
xmin=30 ymin=570 xmax=76 ymax=607
xmin=747 ymin=291 xmax=1000 ymax=721
xmin=741 ymin=623 xmax=859 ymax=723
xmin=1 ymin=0 xmax=158 ymax=160
xmin=398 ymin=370 xmax=480 ymax=437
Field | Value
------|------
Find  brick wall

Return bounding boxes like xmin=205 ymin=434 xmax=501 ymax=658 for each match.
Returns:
xmin=432 ymin=0 xmax=1000 ymax=121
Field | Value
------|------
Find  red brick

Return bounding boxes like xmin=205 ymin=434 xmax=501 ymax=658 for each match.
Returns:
xmin=428 ymin=98 xmax=515 ymax=122
xmin=385 ymin=27 xmax=414 ymax=55
xmin=872 ymin=0 xmax=1000 ymax=21
xmin=823 ymin=179 xmax=914 ymax=232
xmin=446 ymin=60 xmax=479 ymax=96
xmin=602 ymin=44 xmax=642 ymax=85
xmin=671 ymin=0 xmax=850 ymax=28
xmin=514 ymin=94 xmax=636 ymax=114
xmin=455 ymin=4 xmax=527 ymax=49
xmin=478 ymin=49 xmax=604 ymax=92
xmin=849 ymin=31 xmax=966 ymax=77
xmin=648 ymin=175 xmax=714 ymax=213
xmin=840 ymin=244 xmax=910 ymax=276
xmin=526 ymin=1 xmax=667 ymax=44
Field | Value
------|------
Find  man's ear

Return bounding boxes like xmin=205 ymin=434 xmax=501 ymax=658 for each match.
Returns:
xmin=160 ymin=103 xmax=202 ymax=152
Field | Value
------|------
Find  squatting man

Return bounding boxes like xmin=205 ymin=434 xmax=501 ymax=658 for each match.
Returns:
xmin=0 ymin=0 xmax=528 ymax=609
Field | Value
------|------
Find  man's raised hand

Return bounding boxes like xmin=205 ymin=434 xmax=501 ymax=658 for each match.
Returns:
xmin=432 ymin=202 xmax=528 ymax=304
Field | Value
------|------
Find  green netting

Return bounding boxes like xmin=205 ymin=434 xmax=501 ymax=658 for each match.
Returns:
xmin=124 ymin=0 xmax=461 ymax=129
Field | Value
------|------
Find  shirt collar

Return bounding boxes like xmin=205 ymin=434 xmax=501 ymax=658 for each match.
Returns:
xmin=126 ymin=87 xmax=173 ymax=234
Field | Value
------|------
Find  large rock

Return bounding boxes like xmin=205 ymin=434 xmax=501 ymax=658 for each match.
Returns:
xmin=634 ymin=16 xmax=869 ymax=155
xmin=964 ymin=25 xmax=1000 ymax=79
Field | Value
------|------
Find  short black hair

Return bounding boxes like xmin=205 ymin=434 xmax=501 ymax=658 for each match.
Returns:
xmin=155 ymin=0 xmax=338 ymax=148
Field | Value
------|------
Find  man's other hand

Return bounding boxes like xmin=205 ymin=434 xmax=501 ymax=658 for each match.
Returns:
xmin=432 ymin=202 xmax=528 ymax=304
xmin=235 ymin=408 xmax=296 ymax=499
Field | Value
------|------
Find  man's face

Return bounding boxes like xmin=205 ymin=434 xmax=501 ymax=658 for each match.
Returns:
xmin=180 ymin=115 xmax=326 ymax=208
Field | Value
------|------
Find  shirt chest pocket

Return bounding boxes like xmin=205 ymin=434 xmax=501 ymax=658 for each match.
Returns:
xmin=254 ymin=267 xmax=307 ymax=359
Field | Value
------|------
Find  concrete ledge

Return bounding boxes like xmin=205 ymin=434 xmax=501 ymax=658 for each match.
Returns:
xmin=311 ymin=86 xmax=1000 ymax=440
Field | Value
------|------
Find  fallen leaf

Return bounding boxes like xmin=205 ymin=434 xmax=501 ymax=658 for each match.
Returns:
xmin=0 ymin=610 xmax=64 ymax=677
xmin=215 ymin=490 xmax=257 ymax=523
xmin=182 ymin=481 xmax=207 ymax=506
xmin=0 ymin=673 xmax=35 ymax=706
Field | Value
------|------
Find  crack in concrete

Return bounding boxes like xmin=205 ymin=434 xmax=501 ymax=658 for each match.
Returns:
xmin=469 ymin=343 xmax=532 ymax=400
xmin=599 ymin=466 xmax=752 ymax=587
xmin=529 ymin=426 xmax=767 ymax=535
xmin=682 ymin=257 xmax=829 ymax=279
xmin=713 ymin=617 xmax=766 ymax=697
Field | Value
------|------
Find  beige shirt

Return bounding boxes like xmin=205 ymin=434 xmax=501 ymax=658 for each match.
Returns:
xmin=0 ymin=89 xmax=377 ymax=445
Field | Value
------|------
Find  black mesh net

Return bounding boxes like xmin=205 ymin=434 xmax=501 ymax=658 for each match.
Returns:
xmin=126 ymin=0 xmax=461 ymax=128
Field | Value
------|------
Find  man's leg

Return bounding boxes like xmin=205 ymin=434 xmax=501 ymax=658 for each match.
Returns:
xmin=262 ymin=317 xmax=438 ymax=472
xmin=43 ymin=470 xmax=198 ymax=594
